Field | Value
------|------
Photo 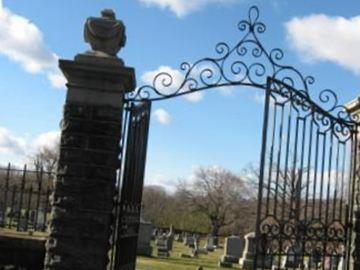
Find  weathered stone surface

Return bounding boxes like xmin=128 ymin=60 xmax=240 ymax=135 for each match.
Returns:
xmin=45 ymin=103 xmax=119 ymax=269
xmin=84 ymin=9 xmax=126 ymax=57
xmin=44 ymin=41 xmax=135 ymax=270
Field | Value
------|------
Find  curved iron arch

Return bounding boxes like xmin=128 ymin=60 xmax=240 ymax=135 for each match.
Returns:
xmin=126 ymin=5 xmax=358 ymax=125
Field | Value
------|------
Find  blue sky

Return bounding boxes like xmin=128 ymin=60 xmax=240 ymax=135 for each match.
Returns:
xmin=0 ymin=0 xmax=360 ymax=191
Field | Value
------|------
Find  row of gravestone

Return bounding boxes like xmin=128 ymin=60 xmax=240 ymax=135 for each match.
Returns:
xmin=154 ymin=229 xmax=219 ymax=258
xmin=181 ymin=233 xmax=218 ymax=257
xmin=154 ymin=226 xmax=175 ymax=257
xmin=219 ymin=232 xmax=344 ymax=270
xmin=0 ymin=209 xmax=47 ymax=231
xmin=138 ymin=222 xmax=344 ymax=270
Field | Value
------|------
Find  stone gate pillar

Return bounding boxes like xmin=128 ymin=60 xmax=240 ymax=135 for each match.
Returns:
xmin=346 ymin=97 xmax=360 ymax=270
xmin=44 ymin=10 xmax=135 ymax=270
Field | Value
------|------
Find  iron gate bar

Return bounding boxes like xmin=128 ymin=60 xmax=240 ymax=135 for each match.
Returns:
xmin=110 ymin=101 xmax=152 ymax=270
xmin=254 ymin=77 xmax=358 ymax=270
xmin=121 ymin=4 xmax=360 ymax=270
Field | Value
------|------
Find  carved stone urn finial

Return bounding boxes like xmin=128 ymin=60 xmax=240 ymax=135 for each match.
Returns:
xmin=84 ymin=9 xmax=126 ymax=57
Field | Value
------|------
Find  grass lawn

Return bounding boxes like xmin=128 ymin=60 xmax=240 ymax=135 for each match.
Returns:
xmin=0 ymin=228 xmax=242 ymax=269
xmin=137 ymin=239 xmax=240 ymax=270
xmin=0 ymin=228 xmax=47 ymax=240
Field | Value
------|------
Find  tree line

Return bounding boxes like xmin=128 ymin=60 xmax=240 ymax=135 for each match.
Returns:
xmin=141 ymin=166 xmax=258 ymax=237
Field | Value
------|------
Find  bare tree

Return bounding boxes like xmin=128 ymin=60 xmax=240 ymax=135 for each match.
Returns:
xmin=142 ymin=185 xmax=212 ymax=233
xmin=141 ymin=185 xmax=170 ymax=226
xmin=28 ymin=143 xmax=60 ymax=173
xmin=244 ymin=163 xmax=312 ymax=222
xmin=178 ymin=166 xmax=255 ymax=237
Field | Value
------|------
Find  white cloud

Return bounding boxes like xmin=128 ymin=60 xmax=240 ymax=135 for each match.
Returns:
xmin=32 ymin=131 xmax=60 ymax=152
xmin=145 ymin=173 xmax=177 ymax=192
xmin=184 ymin=91 xmax=203 ymax=102
xmin=141 ymin=65 xmax=184 ymax=94
xmin=138 ymin=0 xmax=236 ymax=17
xmin=0 ymin=1 xmax=65 ymax=89
xmin=141 ymin=65 xmax=204 ymax=102
xmin=153 ymin=108 xmax=171 ymax=125
xmin=286 ymin=14 xmax=360 ymax=75
xmin=0 ymin=127 xmax=26 ymax=155
xmin=0 ymin=126 xmax=60 ymax=166
xmin=47 ymin=71 xmax=67 ymax=90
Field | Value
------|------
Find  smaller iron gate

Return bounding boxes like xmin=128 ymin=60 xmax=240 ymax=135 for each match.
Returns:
xmin=109 ymin=101 xmax=151 ymax=270
xmin=255 ymin=78 xmax=358 ymax=270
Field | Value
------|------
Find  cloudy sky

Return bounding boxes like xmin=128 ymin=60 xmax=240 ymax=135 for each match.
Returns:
xmin=0 ymin=0 xmax=360 ymax=191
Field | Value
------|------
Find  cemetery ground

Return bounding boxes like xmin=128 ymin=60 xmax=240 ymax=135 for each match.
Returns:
xmin=0 ymin=226 xmax=241 ymax=270
xmin=137 ymin=239 xmax=235 ymax=270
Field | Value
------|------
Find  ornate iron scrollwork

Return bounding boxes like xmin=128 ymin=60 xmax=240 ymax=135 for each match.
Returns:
xmin=126 ymin=6 xmax=358 ymax=125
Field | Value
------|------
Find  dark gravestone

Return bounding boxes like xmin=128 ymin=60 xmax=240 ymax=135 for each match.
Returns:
xmin=137 ymin=219 xmax=153 ymax=256
xmin=184 ymin=235 xmax=195 ymax=247
xmin=284 ymin=245 xmax=302 ymax=268
xmin=220 ymin=236 xmax=243 ymax=264
xmin=205 ymin=235 xmax=216 ymax=252
xmin=156 ymin=234 xmax=170 ymax=257
xmin=307 ymin=249 xmax=322 ymax=269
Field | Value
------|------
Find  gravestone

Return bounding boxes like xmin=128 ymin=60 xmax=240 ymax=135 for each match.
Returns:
xmin=194 ymin=240 xmax=208 ymax=255
xmin=220 ymin=236 xmax=243 ymax=265
xmin=338 ymin=256 xmax=344 ymax=270
xmin=175 ymin=233 xmax=183 ymax=242
xmin=34 ymin=210 xmax=46 ymax=230
xmin=156 ymin=234 xmax=170 ymax=257
xmin=167 ymin=226 xmax=174 ymax=251
xmin=17 ymin=216 xmax=28 ymax=232
xmin=205 ymin=235 xmax=216 ymax=252
xmin=239 ymin=232 xmax=271 ymax=270
xmin=182 ymin=233 xmax=188 ymax=245
xmin=212 ymin=236 xmax=219 ymax=247
xmin=307 ymin=249 xmax=322 ymax=269
xmin=331 ymin=256 xmax=341 ymax=270
xmin=137 ymin=218 xmax=153 ymax=256
xmin=174 ymin=234 xmax=180 ymax=241
xmin=152 ymin=228 xmax=158 ymax=240
xmin=184 ymin=235 xmax=195 ymax=247
xmin=29 ymin=210 xmax=35 ymax=224
xmin=284 ymin=245 xmax=302 ymax=268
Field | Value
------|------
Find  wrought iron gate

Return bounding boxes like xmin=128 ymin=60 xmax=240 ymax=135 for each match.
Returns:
xmin=255 ymin=78 xmax=358 ymax=270
xmin=109 ymin=101 xmax=151 ymax=270
xmin=115 ymin=5 xmax=360 ymax=269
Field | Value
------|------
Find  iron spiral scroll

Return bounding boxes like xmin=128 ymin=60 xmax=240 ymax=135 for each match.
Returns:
xmin=126 ymin=5 xmax=359 ymax=125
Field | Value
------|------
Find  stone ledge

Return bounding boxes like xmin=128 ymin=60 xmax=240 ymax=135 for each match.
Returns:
xmin=60 ymin=58 xmax=136 ymax=93
xmin=0 ymin=232 xmax=46 ymax=269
